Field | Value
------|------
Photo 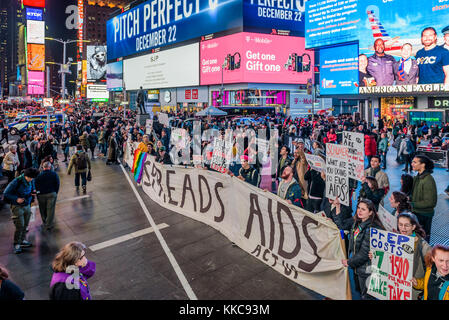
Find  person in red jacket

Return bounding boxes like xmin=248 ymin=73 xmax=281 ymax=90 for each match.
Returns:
xmin=364 ymin=133 xmax=377 ymax=168
xmin=327 ymin=128 xmax=337 ymax=144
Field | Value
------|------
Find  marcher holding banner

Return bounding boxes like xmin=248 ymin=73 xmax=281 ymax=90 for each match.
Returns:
xmin=413 ymin=245 xmax=449 ymax=300
xmin=342 ymin=199 xmax=384 ymax=300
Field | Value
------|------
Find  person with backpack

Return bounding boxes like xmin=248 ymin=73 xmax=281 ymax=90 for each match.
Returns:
xmin=67 ymin=145 xmax=91 ymax=193
xmin=398 ymin=134 xmax=415 ymax=173
xmin=3 ymin=168 xmax=40 ymax=254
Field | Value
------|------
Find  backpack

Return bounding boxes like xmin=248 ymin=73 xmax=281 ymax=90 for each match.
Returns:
xmin=76 ymin=153 xmax=88 ymax=170
xmin=406 ymin=139 xmax=415 ymax=154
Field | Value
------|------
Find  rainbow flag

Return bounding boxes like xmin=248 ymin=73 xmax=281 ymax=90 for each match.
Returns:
xmin=134 ymin=153 xmax=147 ymax=184
xmin=131 ymin=149 xmax=143 ymax=173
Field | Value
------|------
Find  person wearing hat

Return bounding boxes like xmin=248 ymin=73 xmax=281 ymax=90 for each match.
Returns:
xmin=230 ymin=155 xmax=260 ymax=187
xmin=156 ymin=146 xmax=171 ymax=164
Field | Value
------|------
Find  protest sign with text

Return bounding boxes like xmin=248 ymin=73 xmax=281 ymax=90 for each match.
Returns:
xmin=377 ymin=205 xmax=397 ymax=233
xmin=368 ymin=228 xmax=414 ymax=300
xmin=342 ymin=131 xmax=364 ymax=181
xmin=305 ymin=154 xmax=326 ymax=173
xmin=325 ymin=143 xmax=349 ymax=206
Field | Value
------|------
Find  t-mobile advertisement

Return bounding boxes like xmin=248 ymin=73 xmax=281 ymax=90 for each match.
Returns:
xmin=28 ymin=71 xmax=45 ymax=95
xmin=200 ymin=32 xmax=314 ymax=85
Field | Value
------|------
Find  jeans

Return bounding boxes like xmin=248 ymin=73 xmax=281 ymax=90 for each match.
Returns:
xmin=403 ymin=154 xmax=412 ymax=172
xmin=11 ymin=205 xmax=31 ymax=245
xmin=379 ymin=152 xmax=387 ymax=169
xmin=75 ymin=171 xmax=87 ymax=187
xmin=37 ymin=192 xmax=57 ymax=229
xmin=415 ymin=213 xmax=433 ymax=242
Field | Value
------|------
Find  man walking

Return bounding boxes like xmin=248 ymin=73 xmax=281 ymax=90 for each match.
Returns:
xmin=3 ymin=168 xmax=40 ymax=254
xmin=67 ymin=145 xmax=91 ymax=193
xmin=3 ymin=145 xmax=20 ymax=183
xmin=34 ymin=161 xmax=60 ymax=232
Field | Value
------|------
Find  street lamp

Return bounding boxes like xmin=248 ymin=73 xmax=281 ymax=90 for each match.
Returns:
xmin=45 ymin=37 xmax=90 ymax=99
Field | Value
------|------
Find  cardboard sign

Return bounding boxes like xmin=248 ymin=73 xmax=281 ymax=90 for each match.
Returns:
xmin=325 ymin=143 xmax=349 ymax=206
xmin=145 ymin=119 xmax=153 ymax=135
xmin=377 ymin=205 xmax=397 ymax=232
xmin=158 ymin=112 xmax=169 ymax=127
xmin=305 ymin=154 xmax=326 ymax=173
xmin=210 ymin=137 xmax=232 ymax=173
xmin=368 ymin=228 xmax=414 ymax=300
xmin=342 ymin=131 xmax=364 ymax=181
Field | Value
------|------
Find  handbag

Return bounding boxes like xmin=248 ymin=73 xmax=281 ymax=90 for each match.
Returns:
xmin=87 ymin=170 xmax=92 ymax=181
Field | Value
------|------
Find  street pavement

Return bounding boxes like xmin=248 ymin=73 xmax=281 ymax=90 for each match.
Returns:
xmin=0 ymin=144 xmax=448 ymax=300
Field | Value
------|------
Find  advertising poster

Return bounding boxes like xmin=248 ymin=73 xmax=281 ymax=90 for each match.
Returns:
xmin=358 ymin=0 xmax=449 ymax=94
xmin=320 ymin=43 xmax=359 ymax=95
xmin=124 ymin=43 xmax=199 ymax=90
xmin=27 ymin=44 xmax=45 ymax=72
xmin=289 ymin=93 xmax=313 ymax=118
xmin=368 ymin=228 xmax=414 ymax=300
xmin=86 ymin=84 xmax=108 ymax=99
xmin=26 ymin=8 xmax=43 ymax=21
xmin=28 ymin=71 xmax=45 ymax=95
xmin=107 ymin=61 xmax=123 ymax=91
xmin=200 ymin=32 xmax=314 ymax=85
xmin=341 ymin=131 xmax=364 ymax=181
xmin=106 ymin=0 xmax=242 ymax=60
xmin=27 ymin=20 xmax=45 ymax=44
xmin=87 ymin=46 xmax=107 ymax=81
xmin=243 ymin=0 xmax=306 ymax=36
xmin=325 ymin=143 xmax=349 ymax=206
xmin=23 ymin=0 xmax=45 ymax=7
xmin=305 ymin=0 xmax=360 ymax=48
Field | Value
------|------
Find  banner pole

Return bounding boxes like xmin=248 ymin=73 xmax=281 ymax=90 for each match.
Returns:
xmin=339 ymin=233 xmax=352 ymax=300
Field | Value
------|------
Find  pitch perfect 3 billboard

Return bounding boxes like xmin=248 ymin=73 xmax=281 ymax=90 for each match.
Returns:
xmin=308 ymin=0 xmax=449 ymax=95
xmin=107 ymin=0 xmax=243 ymax=60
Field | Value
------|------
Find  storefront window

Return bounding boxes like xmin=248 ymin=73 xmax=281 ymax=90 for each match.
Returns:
xmin=212 ymin=89 xmax=287 ymax=107
xmin=380 ymin=97 xmax=415 ymax=126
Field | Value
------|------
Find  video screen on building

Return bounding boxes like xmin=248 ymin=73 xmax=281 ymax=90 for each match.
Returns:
xmin=200 ymin=32 xmax=314 ymax=85
xmin=106 ymin=61 xmax=123 ymax=91
xmin=357 ymin=0 xmax=449 ymax=95
xmin=28 ymin=71 xmax=45 ymax=95
xmin=87 ymin=46 xmax=107 ymax=81
xmin=27 ymin=44 xmax=45 ymax=72
xmin=23 ymin=0 xmax=45 ymax=8
xmin=320 ymin=43 xmax=359 ymax=95
xmin=26 ymin=20 xmax=45 ymax=44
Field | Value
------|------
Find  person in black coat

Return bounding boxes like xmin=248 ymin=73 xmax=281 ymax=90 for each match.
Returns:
xmin=17 ymin=145 xmax=33 ymax=174
xmin=342 ymin=199 xmax=384 ymax=300
xmin=304 ymin=168 xmax=325 ymax=213
xmin=0 ymin=265 xmax=24 ymax=300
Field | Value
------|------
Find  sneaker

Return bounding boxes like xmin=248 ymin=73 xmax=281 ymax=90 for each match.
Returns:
xmin=82 ymin=186 xmax=86 ymax=193
xmin=14 ymin=245 xmax=22 ymax=254
xmin=76 ymin=186 xmax=80 ymax=191
xmin=20 ymin=240 xmax=33 ymax=248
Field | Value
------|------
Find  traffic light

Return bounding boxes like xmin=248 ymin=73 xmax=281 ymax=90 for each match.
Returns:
xmin=216 ymin=93 xmax=222 ymax=105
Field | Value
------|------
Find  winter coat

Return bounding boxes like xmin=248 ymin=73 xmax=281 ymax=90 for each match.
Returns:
xmin=323 ymin=201 xmax=353 ymax=231
xmin=3 ymin=174 xmax=35 ymax=206
xmin=360 ymin=183 xmax=385 ymax=210
xmin=49 ymin=261 xmax=96 ymax=300
xmin=377 ymin=137 xmax=388 ymax=153
xmin=3 ymin=151 xmax=19 ymax=171
xmin=411 ymin=171 xmax=437 ymax=216
xmin=67 ymin=151 xmax=91 ymax=174
xmin=79 ymin=133 xmax=90 ymax=149
xmin=304 ymin=169 xmax=325 ymax=198
xmin=291 ymin=150 xmax=309 ymax=199
xmin=348 ymin=219 xmax=383 ymax=275
xmin=414 ymin=265 xmax=449 ymax=300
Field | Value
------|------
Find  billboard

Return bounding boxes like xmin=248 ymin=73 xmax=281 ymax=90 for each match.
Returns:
xmin=26 ymin=8 xmax=43 ymax=21
xmin=305 ymin=0 xmax=360 ymax=49
xmin=87 ymin=46 xmax=107 ymax=80
xmin=27 ymin=44 xmax=45 ymax=71
xmin=200 ymin=32 xmax=314 ymax=85
xmin=86 ymin=84 xmax=108 ymax=99
xmin=320 ymin=43 xmax=359 ymax=95
xmin=243 ymin=0 xmax=306 ymax=36
xmin=358 ymin=0 xmax=449 ymax=95
xmin=27 ymin=20 xmax=45 ymax=44
xmin=28 ymin=71 xmax=45 ymax=95
xmin=123 ymin=42 xmax=199 ymax=90
xmin=23 ymin=0 xmax=45 ymax=7
xmin=107 ymin=61 xmax=123 ymax=91
xmin=106 ymin=0 xmax=242 ymax=60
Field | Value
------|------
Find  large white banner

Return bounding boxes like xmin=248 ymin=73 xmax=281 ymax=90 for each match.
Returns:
xmin=124 ymin=43 xmax=199 ymax=91
xmin=135 ymin=152 xmax=350 ymax=300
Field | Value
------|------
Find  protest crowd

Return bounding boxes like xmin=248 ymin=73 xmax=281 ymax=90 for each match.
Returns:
xmin=0 ymin=101 xmax=448 ymax=301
